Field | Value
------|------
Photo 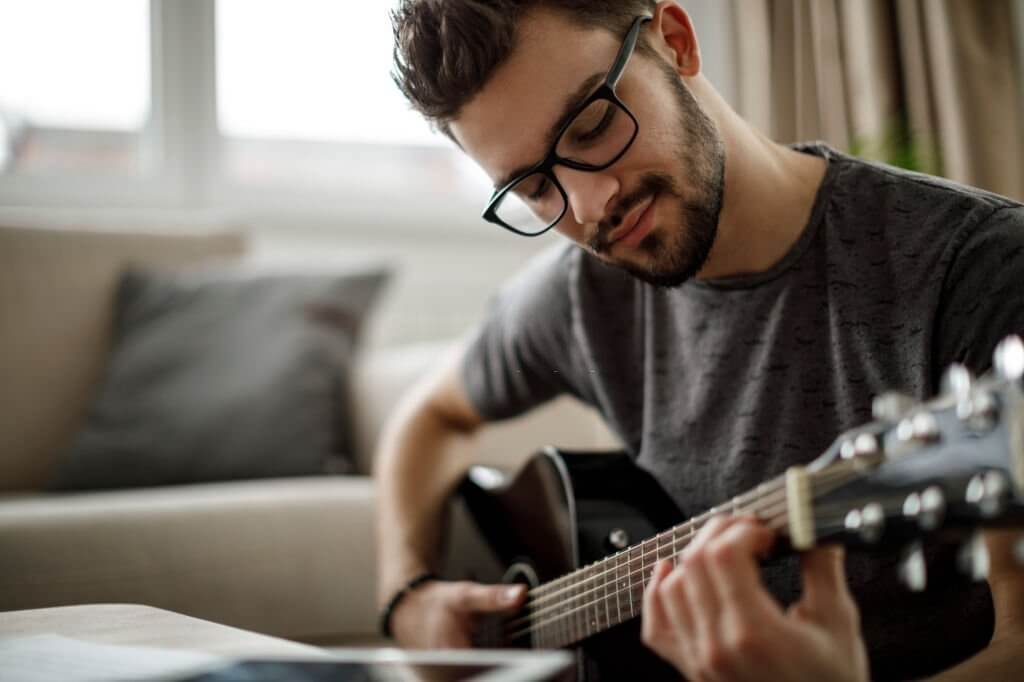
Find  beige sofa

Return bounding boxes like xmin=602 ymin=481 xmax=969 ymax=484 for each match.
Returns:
xmin=0 ymin=220 xmax=617 ymax=644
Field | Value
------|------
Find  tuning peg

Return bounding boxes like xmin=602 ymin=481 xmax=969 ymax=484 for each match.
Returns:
xmin=956 ymin=390 xmax=998 ymax=432
xmin=895 ymin=411 xmax=940 ymax=445
xmin=941 ymin=363 xmax=973 ymax=401
xmin=902 ymin=486 xmax=946 ymax=531
xmin=965 ymin=470 xmax=1011 ymax=518
xmin=899 ymin=542 xmax=927 ymax=592
xmin=957 ymin=531 xmax=990 ymax=581
xmin=845 ymin=502 xmax=885 ymax=543
xmin=872 ymin=392 xmax=916 ymax=422
xmin=839 ymin=433 xmax=882 ymax=462
xmin=994 ymin=335 xmax=1024 ymax=381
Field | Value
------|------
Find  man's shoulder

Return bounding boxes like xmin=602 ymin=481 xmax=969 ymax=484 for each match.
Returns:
xmin=819 ymin=143 xmax=1022 ymax=218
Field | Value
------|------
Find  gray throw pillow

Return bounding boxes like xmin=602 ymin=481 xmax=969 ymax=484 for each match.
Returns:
xmin=49 ymin=265 xmax=389 ymax=491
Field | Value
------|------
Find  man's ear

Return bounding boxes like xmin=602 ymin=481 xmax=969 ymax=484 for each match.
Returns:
xmin=648 ymin=0 xmax=702 ymax=78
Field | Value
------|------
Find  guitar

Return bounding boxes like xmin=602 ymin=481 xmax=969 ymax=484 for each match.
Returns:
xmin=444 ymin=336 xmax=1024 ymax=682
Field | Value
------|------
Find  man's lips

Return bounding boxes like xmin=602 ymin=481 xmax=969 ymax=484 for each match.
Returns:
xmin=608 ymin=193 xmax=657 ymax=245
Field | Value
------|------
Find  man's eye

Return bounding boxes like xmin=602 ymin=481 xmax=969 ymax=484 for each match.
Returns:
xmin=574 ymin=103 xmax=616 ymax=143
xmin=528 ymin=177 xmax=551 ymax=201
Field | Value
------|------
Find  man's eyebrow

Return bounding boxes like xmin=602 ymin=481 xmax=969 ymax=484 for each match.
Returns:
xmin=492 ymin=71 xmax=605 ymax=190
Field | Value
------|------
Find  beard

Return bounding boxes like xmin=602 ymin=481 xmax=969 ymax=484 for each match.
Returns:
xmin=588 ymin=64 xmax=726 ymax=288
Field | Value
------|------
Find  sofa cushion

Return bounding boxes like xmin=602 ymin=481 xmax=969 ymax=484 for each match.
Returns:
xmin=0 ymin=222 xmax=246 ymax=492
xmin=49 ymin=266 xmax=388 ymax=491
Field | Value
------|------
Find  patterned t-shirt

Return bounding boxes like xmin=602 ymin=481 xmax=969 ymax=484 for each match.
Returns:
xmin=462 ymin=142 xmax=1024 ymax=679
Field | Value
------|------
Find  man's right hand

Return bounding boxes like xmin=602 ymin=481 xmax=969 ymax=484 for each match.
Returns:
xmin=390 ymin=580 xmax=528 ymax=648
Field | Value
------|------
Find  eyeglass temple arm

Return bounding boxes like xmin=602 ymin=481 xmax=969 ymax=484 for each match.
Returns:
xmin=606 ymin=16 xmax=653 ymax=90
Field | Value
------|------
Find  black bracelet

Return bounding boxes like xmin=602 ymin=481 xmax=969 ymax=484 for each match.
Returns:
xmin=379 ymin=571 xmax=438 ymax=639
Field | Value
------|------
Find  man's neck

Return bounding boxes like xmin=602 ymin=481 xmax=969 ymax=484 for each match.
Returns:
xmin=695 ymin=94 xmax=828 ymax=281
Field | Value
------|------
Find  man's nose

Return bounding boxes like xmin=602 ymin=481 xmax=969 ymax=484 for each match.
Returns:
xmin=555 ymin=166 xmax=619 ymax=226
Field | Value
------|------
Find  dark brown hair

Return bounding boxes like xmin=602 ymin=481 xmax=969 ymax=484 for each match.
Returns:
xmin=391 ymin=0 xmax=657 ymax=136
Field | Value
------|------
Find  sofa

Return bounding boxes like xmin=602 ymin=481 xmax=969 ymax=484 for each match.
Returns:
xmin=0 ymin=219 xmax=618 ymax=645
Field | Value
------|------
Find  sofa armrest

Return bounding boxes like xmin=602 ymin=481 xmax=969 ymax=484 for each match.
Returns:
xmin=0 ymin=479 xmax=378 ymax=642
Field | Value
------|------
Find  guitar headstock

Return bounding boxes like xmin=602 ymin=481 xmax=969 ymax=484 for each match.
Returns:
xmin=791 ymin=336 xmax=1024 ymax=588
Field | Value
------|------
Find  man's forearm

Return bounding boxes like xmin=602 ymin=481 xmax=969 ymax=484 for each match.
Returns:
xmin=375 ymin=401 xmax=478 ymax=607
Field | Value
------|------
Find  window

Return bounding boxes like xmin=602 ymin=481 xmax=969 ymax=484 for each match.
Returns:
xmin=215 ymin=0 xmax=487 ymax=204
xmin=0 ymin=0 xmax=150 ymax=176
xmin=0 ymin=0 xmax=490 ymax=219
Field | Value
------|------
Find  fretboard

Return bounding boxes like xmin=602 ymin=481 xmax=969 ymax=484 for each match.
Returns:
xmin=503 ymin=476 xmax=792 ymax=649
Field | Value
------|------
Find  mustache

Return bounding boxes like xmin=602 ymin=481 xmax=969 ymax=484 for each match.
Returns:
xmin=588 ymin=173 xmax=679 ymax=253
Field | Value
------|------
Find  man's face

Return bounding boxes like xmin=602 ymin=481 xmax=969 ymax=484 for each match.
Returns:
xmin=451 ymin=9 xmax=725 ymax=287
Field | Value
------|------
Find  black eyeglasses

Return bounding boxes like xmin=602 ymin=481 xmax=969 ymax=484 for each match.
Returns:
xmin=482 ymin=15 xmax=651 ymax=237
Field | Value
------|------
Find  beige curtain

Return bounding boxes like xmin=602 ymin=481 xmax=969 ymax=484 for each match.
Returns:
xmin=728 ymin=0 xmax=1024 ymax=200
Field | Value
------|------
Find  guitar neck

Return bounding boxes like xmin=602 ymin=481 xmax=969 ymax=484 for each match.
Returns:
xmin=504 ymin=470 xmax=803 ymax=650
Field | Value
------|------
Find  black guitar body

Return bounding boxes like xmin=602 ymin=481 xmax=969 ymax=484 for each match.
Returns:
xmin=456 ymin=448 xmax=686 ymax=682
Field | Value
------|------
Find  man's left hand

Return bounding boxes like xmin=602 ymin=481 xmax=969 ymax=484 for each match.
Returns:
xmin=641 ymin=515 xmax=869 ymax=682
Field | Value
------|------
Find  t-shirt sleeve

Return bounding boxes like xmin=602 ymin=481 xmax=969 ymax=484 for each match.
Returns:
xmin=461 ymin=243 xmax=586 ymax=421
xmin=934 ymin=204 xmax=1024 ymax=378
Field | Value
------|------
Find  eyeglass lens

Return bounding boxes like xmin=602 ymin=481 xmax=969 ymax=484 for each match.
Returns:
xmin=494 ymin=98 xmax=636 ymax=234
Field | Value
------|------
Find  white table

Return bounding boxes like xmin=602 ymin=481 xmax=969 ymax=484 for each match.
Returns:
xmin=0 ymin=604 xmax=572 ymax=681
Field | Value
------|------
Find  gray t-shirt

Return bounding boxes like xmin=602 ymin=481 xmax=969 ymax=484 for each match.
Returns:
xmin=462 ymin=143 xmax=1024 ymax=679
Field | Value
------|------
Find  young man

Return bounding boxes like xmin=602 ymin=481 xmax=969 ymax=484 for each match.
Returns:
xmin=377 ymin=1 xmax=1024 ymax=679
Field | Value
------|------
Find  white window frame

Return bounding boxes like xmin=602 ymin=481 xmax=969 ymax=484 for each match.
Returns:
xmin=0 ymin=0 xmax=485 ymax=233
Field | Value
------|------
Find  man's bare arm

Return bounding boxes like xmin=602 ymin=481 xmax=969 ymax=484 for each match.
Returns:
xmin=374 ymin=345 xmax=526 ymax=647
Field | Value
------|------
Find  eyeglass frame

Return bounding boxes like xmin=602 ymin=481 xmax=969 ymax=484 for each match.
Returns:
xmin=481 ymin=15 xmax=653 ymax=237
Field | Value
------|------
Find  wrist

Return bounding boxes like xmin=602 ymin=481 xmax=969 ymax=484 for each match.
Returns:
xmin=378 ymin=571 xmax=439 ymax=639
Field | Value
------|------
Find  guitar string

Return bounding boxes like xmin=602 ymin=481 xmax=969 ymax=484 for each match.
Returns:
xmin=506 ymin=512 xmax=794 ymax=646
xmin=514 ymin=507 xmax=860 ymax=649
xmin=519 ymin=458 xmax=863 ymax=604
xmin=508 ymin=469 xmax=864 ymax=646
xmin=506 ymin=463 xmax=861 ymax=635
xmin=507 ymin=494 xmax=787 ymax=625
xmin=521 ymin=476 xmax=791 ymax=601
xmin=502 ymin=500 xmax=790 ymax=640
xmin=504 ymin=464 xmax=862 ymax=644
xmin=513 ymin=462 xmax=858 ymax=617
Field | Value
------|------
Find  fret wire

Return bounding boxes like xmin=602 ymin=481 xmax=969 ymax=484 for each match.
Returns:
xmin=614 ymin=550 xmax=622 ymax=626
xmin=622 ymin=548 xmax=630 ymax=614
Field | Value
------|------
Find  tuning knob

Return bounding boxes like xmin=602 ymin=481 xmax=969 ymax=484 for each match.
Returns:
xmin=845 ymin=502 xmax=885 ymax=543
xmin=941 ymin=363 xmax=973 ymax=401
xmin=902 ymin=486 xmax=946 ymax=531
xmin=839 ymin=433 xmax=882 ymax=463
xmin=872 ymin=392 xmax=916 ymax=422
xmin=994 ymin=335 xmax=1024 ymax=381
xmin=899 ymin=542 xmax=927 ymax=592
xmin=896 ymin=411 xmax=940 ymax=445
xmin=965 ymin=470 xmax=1011 ymax=518
xmin=957 ymin=531 xmax=990 ymax=581
xmin=956 ymin=390 xmax=998 ymax=432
